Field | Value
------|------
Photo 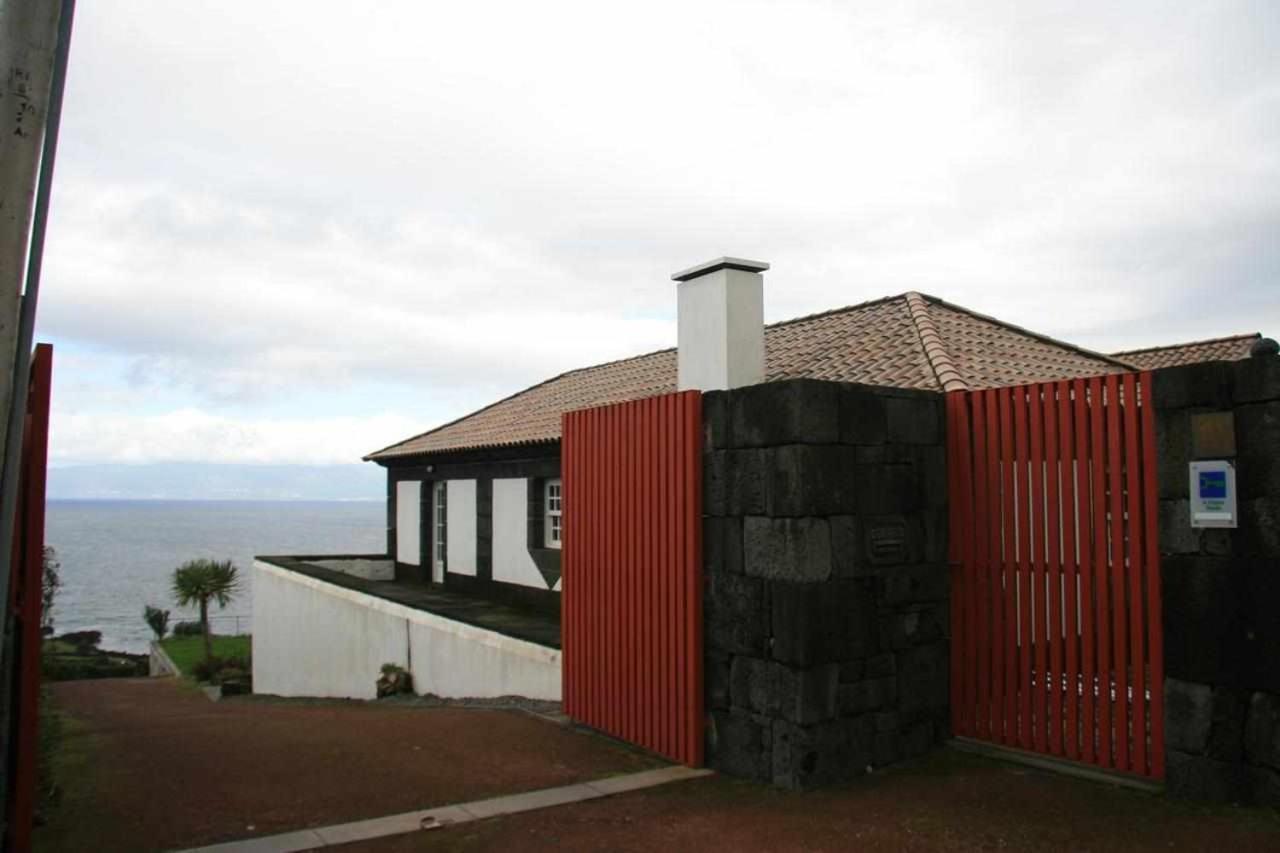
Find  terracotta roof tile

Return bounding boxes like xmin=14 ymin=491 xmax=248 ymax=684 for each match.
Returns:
xmin=364 ymin=294 xmax=1145 ymax=461
xmin=1112 ymin=334 xmax=1260 ymax=370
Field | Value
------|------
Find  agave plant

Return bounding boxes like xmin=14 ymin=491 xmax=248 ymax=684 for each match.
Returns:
xmin=171 ymin=559 xmax=240 ymax=662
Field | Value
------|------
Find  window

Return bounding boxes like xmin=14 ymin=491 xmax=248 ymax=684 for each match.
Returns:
xmin=434 ymin=481 xmax=447 ymax=568
xmin=544 ymin=478 xmax=562 ymax=549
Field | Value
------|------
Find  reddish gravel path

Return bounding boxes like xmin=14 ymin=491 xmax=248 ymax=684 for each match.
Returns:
xmin=338 ymin=750 xmax=1280 ymax=853
xmin=35 ymin=678 xmax=656 ymax=853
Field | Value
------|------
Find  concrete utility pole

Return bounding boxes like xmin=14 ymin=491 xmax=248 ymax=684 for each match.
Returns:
xmin=0 ymin=0 xmax=62 ymax=506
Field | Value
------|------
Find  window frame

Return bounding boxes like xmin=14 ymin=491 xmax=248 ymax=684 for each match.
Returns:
xmin=433 ymin=480 xmax=447 ymax=569
xmin=544 ymin=478 xmax=562 ymax=549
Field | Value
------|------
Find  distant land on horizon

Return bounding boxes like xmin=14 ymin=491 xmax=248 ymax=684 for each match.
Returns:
xmin=47 ymin=462 xmax=385 ymax=501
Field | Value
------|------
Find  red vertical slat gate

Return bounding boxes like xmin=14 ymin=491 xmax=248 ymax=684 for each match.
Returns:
xmin=562 ymin=390 xmax=704 ymax=767
xmin=947 ymin=372 xmax=1164 ymax=780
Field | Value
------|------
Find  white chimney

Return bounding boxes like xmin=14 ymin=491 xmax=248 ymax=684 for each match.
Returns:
xmin=672 ymin=256 xmax=769 ymax=392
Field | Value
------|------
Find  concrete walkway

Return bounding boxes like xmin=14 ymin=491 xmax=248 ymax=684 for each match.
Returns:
xmin=179 ymin=765 xmax=712 ymax=853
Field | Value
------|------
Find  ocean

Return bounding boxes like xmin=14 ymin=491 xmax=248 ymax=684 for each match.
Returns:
xmin=44 ymin=500 xmax=386 ymax=653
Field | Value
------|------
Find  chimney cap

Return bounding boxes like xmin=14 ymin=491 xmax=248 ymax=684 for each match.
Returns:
xmin=671 ymin=256 xmax=770 ymax=283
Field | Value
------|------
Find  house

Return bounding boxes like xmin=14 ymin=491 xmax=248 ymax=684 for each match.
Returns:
xmin=360 ymin=290 xmax=1258 ymax=616
xmin=252 ymin=257 xmax=1278 ymax=802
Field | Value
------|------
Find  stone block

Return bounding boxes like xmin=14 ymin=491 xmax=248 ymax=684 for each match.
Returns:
xmin=880 ymin=605 xmax=947 ymax=651
xmin=872 ymin=727 xmax=901 ymax=768
xmin=1250 ymin=765 xmax=1280 ymax=808
xmin=730 ymin=379 xmax=840 ymax=448
xmin=865 ymin=652 xmax=896 ymax=678
xmin=915 ymin=445 xmax=948 ymax=507
xmin=1200 ymin=528 xmax=1232 ymax=556
xmin=744 ymin=516 xmax=832 ymax=582
xmin=1165 ymin=678 xmax=1213 ymax=754
xmin=1162 ymin=556 xmax=1241 ymax=686
xmin=703 ymin=451 xmax=728 ymax=517
xmin=1208 ymin=688 xmax=1248 ymax=762
xmin=1236 ymin=401 xmax=1280 ymax=501
xmin=706 ymin=653 xmax=731 ymax=710
xmin=901 ymin=719 xmax=936 ymax=758
xmin=1166 ymin=750 xmax=1253 ymax=804
xmin=702 ymin=390 xmax=731 ymax=451
xmin=1245 ymin=691 xmax=1280 ymax=770
xmin=1233 ymin=354 xmax=1280 ymax=404
xmin=771 ymin=579 xmax=878 ymax=666
xmin=1239 ymin=498 xmax=1280 ymax=557
xmin=897 ymin=642 xmax=948 ymax=714
xmin=1159 ymin=500 xmax=1198 ymax=555
xmin=704 ymin=516 xmax=744 ymax=576
xmin=725 ymin=449 xmax=772 ymax=515
xmin=854 ymin=463 xmax=922 ymax=515
xmin=1152 ymin=362 xmax=1233 ymax=410
xmin=881 ymin=563 xmax=948 ymax=606
xmin=830 ymin=515 xmax=867 ymax=577
xmin=838 ymin=676 xmax=897 ymax=715
xmin=769 ymin=444 xmax=858 ymax=516
xmin=730 ymin=657 xmax=839 ymax=725
xmin=839 ymin=385 xmax=888 ymax=445
xmin=772 ymin=716 xmax=872 ymax=790
xmin=705 ymin=572 xmax=767 ymax=656
xmin=708 ymin=710 xmax=771 ymax=783
xmin=921 ymin=508 xmax=948 ymax=563
xmin=885 ymin=395 xmax=941 ymax=445
xmin=1156 ymin=410 xmax=1191 ymax=500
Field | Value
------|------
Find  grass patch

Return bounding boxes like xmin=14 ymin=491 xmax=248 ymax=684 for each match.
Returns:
xmin=159 ymin=635 xmax=251 ymax=677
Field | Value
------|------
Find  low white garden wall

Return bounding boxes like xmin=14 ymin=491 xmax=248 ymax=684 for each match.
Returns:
xmin=252 ymin=560 xmax=561 ymax=701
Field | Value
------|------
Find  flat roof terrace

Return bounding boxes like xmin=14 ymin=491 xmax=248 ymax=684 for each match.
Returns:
xmin=255 ymin=555 xmax=561 ymax=650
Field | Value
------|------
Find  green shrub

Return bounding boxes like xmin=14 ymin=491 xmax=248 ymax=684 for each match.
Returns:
xmin=191 ymin=656 xmax=225 ymax=683
xmin=172 ymin=620 xmax=204 ymax=637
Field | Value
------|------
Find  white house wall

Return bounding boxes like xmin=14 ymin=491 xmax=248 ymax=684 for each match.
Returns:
xmin=252 ymin=560 xmax=561 ymax=700
xmin=492 ymin=478 xmax=546 ymax=589
xmin=446 ymin=479 xmax=477 ymax=575
xmin=395 ymin=480 xmax=421 ymax=565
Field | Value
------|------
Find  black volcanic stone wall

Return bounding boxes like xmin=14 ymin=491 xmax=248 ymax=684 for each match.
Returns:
xmin=702 ymin=378 xmax=949 ymax=789
xmin=1155 ymin=353 xmax=1280 ymax=805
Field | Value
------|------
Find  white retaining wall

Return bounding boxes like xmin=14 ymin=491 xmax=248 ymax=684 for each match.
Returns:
xmin=252 ymin=559 xmax=561 ymax=701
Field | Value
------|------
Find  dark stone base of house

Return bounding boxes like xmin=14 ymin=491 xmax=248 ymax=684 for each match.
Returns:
xmin=701 ymin=379 xmax=950 ymax=789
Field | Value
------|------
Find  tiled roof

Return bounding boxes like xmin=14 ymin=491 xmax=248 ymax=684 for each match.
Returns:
xmin=1112 ymin=333 xmax=1260 ymax=370
xmin=367 ymin=292 xmax=1142 ymax=461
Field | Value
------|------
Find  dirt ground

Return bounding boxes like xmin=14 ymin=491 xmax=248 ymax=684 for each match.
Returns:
xmin=34 ymin=678 xmax=658 ymax=852
xmin=337 ymin=750 xmax=1280 ymax=853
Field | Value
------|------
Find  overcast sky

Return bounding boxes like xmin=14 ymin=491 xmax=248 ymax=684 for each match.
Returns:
xmin=38 ymin=1 xmax=1280 ymax=467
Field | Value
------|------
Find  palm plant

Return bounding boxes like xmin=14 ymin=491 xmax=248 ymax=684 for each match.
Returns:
xmin=171 ymin=559 xmax=240 ymax=662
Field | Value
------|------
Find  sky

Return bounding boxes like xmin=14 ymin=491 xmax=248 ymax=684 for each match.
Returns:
xmin=37 ymin=1 xmax=1280 ymax=467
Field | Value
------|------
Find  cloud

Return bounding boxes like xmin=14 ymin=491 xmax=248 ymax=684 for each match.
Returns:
xmin=49 ymin=405 xmax=420 ymax=466
xmin=37 ymin=0 xmax=1280 ymax=465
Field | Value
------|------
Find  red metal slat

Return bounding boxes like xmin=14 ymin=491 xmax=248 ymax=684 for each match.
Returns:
xmin=956 ymin=393 xmax=977 ymax=737
xmin=672 ymin=394 xmax=686 ymax=762
xmin=563 ymin=412 xmax=574 ymax=717
xmin=984 ymin=389 xmax=1005 ymax=745
xmin=10 ymin=345 xmax=53 ymax=851
xmin=643 ymin=398 xmax=655 ymax=756
xmin=1140 ymin=373 xmax=1166 ymax=779
xmin=625 ymin=402 xmax=637 ymax=747
xmin=1029 ymin=385 xmax=1047 ymax=753
xmin=687 ymin=392 xmax=705 ymax=765
xmin=1013 ymin=387 xmax=1033 ymax=750
xmin=1123 ymin=373 xmax=1147 ymax=775
xmin=1106 ymin=374 xmax=1129 ymax=772
xmin=972 ymin=393 xmax=992 ymax=740
xmin=946 ymin=394 xmax=965 ymax=737
xmin=1043 ymin=383 xmax=1063 ymax=756
xmin=1057 ymin=380 xmax=1079 ymax=761
xmin=1091 ymin=376 xmax=1113 ymax=768
xmin=661 ymin=392 xmax=674 ymax=759
xmin=1000 ymin=388 xmax=1017 ymax=745
xmin=1073 ymin=379 xmax=1096 ymax=765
